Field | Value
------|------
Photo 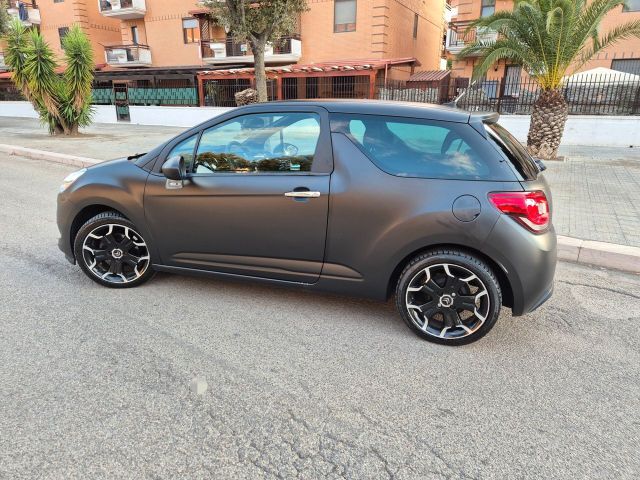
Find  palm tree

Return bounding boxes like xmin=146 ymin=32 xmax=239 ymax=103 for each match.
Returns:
xmin=4 ymin=20 xmax=94 ymax=135
xmin=458 ymin=0 xmax=640 ymax=159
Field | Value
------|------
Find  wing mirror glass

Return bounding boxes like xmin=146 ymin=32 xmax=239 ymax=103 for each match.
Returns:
xmin=162 ymin=155 xmax=186 ymax=180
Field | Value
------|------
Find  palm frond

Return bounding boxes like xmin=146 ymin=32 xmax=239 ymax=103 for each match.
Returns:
xmin=457 ymin=0 xmax=640 ymax=90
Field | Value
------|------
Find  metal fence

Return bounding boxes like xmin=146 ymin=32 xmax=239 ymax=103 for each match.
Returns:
xmin=2 ymin=71 xmax=640 ymax=115
xmin=443 ymin=73 xmax=640 ymax=115
xmin=202 ymin=79 xmax=278 ymax=107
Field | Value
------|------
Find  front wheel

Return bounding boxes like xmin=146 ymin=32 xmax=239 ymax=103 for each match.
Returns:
xmin=73 ymin=212 xmax=154 ymax=288
xmin=396 ymin=249 xmax=502 ymax=346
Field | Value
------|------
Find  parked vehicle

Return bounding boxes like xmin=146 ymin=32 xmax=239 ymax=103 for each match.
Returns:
xmin=57 ymin=101 xmax=556 ymax=345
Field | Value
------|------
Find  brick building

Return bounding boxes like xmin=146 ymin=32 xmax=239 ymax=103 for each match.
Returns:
xmin=444 ymin=0 xmax=640 ymax=84
xmin=1 ymin=0 xmax=446 ymax=80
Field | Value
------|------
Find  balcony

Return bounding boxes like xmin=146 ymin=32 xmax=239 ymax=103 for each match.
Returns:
xmin=445 ymin=21 xmax=497 ymax=55
xmin=201 ymin=35 xmax=302 ymax=65
xmin=105 ymin=44 xmax=152 ymax=67
xmin=7 ymin=0 xmax=40 ymax=25
xmin=98 ymin=0 xmax=146 ymax=19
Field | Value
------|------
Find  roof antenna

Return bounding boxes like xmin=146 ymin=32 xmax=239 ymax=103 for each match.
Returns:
xmin=445 ymin=78 xmax=479 ymax=109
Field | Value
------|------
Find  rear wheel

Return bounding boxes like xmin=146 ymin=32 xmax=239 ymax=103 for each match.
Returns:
xmin=73 ymin=212 xmax=154 ymax=288
xmin=396 ymin=249 xmax=502 ymax=345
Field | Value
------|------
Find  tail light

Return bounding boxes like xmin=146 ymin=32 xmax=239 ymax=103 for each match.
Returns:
xmin=488 ymin=191 xmax=550 ymax=233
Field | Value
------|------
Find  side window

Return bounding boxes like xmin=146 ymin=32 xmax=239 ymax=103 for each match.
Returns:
xmin=332 ymin=113 xmax=513 ymax=180
xmin=193 ymin=113 xmax=321 ymax=174
xmin=167 ymin=134 xmax=198 ymax=172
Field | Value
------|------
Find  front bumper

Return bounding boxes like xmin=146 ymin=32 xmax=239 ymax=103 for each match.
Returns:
xmin=57 ymin=192 xmax=76 ymax=264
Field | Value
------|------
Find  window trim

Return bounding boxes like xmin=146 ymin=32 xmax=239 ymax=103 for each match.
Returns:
xmin=182 ymin=17 xmax=200 ymax=44
xmin=191 ymin=112 xmax=322 ymax=176
xmin=330 ymin=112 xmax=519 ymax=182
xmin=334 ymin=0 xmax=357 ymax=33
xmin=58 ymin=27 xmax=70 ymax=48
xmin=154 ymin=107 xmax=333 ymax=176
xmin=480 ymin=0 xmax=495 ymax=17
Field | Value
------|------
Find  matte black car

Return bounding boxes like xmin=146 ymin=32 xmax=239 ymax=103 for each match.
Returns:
xmin=57 ymin=101 xmax=556 ymax=345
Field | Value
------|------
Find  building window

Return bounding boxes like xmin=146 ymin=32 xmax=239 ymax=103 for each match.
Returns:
xmin=131 ymin=26 xmax=139 ymax=45
xmin=58 ymin=27 xmax=69 ymax=47
xmin=54 ymin=0 xmax=64 ymax=3
xmin=481 ymin=0 xmax=495 ymax=17
xmin=334 ymin=0 xmax=356 ymax=33
xmin=413 ymin=13 xmax=418 ymax=39
xmin=623 ymin=0 xmax=640 ymax=11
xmin=611 ymin=58 xmax=640 ymax=75
xmin=183 ymin=18 xmax=200 ymax=44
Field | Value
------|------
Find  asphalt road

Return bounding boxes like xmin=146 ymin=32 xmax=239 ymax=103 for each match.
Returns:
xmin=1 ymin=155 xmax=639 ymax=479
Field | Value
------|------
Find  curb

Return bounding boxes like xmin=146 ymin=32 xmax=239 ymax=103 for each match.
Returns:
xmin=0 ymin=144 xmax=101 ymax=168
xmin=557 ymin=235 xmax=640 ymax=274
xmin=2 ymin=143 xmax=639 ymax=275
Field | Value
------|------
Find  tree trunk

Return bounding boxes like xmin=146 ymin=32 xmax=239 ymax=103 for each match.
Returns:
xmin=526 ymin=88 xmax=568 ymax=160
xmin=251 ymin=42 xmax=268 ymax=103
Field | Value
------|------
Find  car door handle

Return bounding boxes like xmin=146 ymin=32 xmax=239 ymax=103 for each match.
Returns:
xmin=284 ymin=191 xmax=321 ymax=198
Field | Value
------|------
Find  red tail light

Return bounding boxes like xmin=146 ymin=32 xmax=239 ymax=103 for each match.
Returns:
xmin=488 ymin=191 xmax=550 ymax=233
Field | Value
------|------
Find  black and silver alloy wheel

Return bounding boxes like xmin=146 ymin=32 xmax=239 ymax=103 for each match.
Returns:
xmin=82 ymin=224 xmax=150 ymax=284
xmin=74 ymin=212 xmax=155 ymax=288
xmin=405 ymin=263 xmax=489 ymax=339
xmin=396 ymin=249 xmax=501 ymax=345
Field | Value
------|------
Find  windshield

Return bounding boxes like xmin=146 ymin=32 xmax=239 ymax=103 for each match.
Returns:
xmin=486 ymin=123 xmax=539 ymax=180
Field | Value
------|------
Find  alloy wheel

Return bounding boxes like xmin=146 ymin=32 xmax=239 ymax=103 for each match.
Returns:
xmin=81 ymin=223 xmax=150 ymax=284
xmin=405 ymin=263 xmax=490 ymax=340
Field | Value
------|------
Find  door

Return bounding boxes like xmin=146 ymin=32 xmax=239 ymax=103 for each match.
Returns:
xmin=113 ymin=82 xmax=130 ymax=122
xmin=144 ymin=109 xmax=332 ymax=283
xmin=503 ymin=65 xmax=522 ymax=96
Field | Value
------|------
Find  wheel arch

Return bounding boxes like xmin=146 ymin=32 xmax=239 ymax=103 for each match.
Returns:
xmin=69 ymin=205 xmax=130 ymax=253
xmin=386 ymin=243 xmax=514 ymax=309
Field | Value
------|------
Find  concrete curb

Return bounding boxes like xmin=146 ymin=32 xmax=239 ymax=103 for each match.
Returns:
xmin=0 ymin=144 xmax=102 ymax=168
xmin=558 ymin=235 xmax=640 ymax=274
xmin=2 ymin=143 xmax=639 ymax=274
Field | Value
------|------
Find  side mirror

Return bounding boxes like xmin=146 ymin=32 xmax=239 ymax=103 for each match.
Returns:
xmin=162 ymin=155 xmax=185 ymax=180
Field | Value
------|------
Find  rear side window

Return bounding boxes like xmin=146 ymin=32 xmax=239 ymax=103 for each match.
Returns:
xmin=486 ymin=123 xmax=539 ymax=180
xmin=331 ymin=113 xmax=516 ymax=181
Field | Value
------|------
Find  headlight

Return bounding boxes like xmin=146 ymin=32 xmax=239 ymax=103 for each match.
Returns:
xmin=59 ymin=168 xmax=87 ymax=193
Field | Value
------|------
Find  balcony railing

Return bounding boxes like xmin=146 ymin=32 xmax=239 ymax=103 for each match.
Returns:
xmin=201 ymin=35 xmax=302 ymax=64
xmin=7 ymin=0 xmax=40 ymax=25
xmin=104 ymin=44 xmax=152 ymax=67
xmin=98 ymin=0 xmax=146 ymax=19
xmin=446 ymin=21 xmax=497 ymax=54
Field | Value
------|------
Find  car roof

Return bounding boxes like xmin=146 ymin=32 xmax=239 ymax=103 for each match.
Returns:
xmin=242 ymin=99 xmax=472 ymax=123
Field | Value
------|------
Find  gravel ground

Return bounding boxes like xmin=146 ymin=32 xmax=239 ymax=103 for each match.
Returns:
xmin=1 ymin=155 xmax=639 ymax=479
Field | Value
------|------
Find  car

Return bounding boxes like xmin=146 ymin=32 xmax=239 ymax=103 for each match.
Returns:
xmin=57 ymin=100 xmax=556 ymax=345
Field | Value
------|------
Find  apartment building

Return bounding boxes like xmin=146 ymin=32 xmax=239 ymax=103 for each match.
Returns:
xmin=444 ymin=0 xmax=640 ymax=82
xmin=3 ymin=0 xmax=446 ymax=78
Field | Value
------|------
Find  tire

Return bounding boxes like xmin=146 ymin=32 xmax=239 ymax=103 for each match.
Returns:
xmin=73 ymin=211 xmax=155 ymax=288
xmin=395 ymin=249 xmax=502 ymax=346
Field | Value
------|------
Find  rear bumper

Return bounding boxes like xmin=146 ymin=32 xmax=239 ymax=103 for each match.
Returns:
xmin=484 ymin=216 xmax=557 ymax=316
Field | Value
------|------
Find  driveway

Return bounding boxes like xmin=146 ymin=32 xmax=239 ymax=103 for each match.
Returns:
xmin=1 ymin=155 xmax=639 ymax=479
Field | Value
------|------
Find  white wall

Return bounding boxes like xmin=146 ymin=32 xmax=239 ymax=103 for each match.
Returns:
xmin=1 ymin=101 xmax=638 ymax=146
xmin=497 ymin=115 xmax=640 ymax=147
xmin=0 ymin=102 xmax=231 ymax=128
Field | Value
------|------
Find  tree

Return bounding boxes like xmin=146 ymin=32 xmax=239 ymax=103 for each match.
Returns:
xmin=4 ymin=20 xmax=94 ymax=135
xmin=204 ymin=0 xmax=308 ymax=102
xmin=0 ymin=1 xmax=11 ymax=37
xmin=458 ymin=0 xmax=640 ymax=159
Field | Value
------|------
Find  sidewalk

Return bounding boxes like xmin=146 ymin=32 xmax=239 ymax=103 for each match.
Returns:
xmin=1 ymin=116 xmax=639 ymax=248
xmin=0 ymin=117 xmax=183 ymax=161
